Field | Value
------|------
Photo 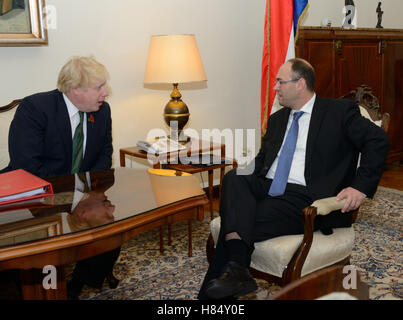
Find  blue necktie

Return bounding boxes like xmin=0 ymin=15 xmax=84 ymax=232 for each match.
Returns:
xmin=268 ymin=111 xmax=304 ymax=197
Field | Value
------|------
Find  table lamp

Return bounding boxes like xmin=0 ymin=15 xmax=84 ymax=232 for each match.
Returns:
xmin=144 ymin=34 xmax=207 ymax=141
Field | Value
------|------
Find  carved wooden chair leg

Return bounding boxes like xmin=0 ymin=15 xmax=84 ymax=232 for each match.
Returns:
xmin=159 ymin=226 xmax=164 ymax=254
xmin=168 ymin=224 xmax=172 ymax=246
xmin=188 ymin=219 xmax=192 ymax=257
xmin=208 ymin=170 xmax=214 ymax=220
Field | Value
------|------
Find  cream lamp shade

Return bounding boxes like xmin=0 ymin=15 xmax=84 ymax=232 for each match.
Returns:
xmin=144 ymin=34 xmax=207 ymax=141
xmin=144 ymin=34 xmax=207 ymax=84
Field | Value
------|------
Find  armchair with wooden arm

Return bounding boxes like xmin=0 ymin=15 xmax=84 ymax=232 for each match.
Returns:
xmin=0 ymin=100 xmax=21 ymax=171
xmin=206 ymin=85 xmax=389 ymax=287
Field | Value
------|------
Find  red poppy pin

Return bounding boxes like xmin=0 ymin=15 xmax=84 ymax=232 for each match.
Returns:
xmin=88 ymin=114 xmax=95 ymax=123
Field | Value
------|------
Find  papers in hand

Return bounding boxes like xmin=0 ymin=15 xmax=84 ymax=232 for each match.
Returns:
xmin=137 ymin=137 xmax=186 ymax=154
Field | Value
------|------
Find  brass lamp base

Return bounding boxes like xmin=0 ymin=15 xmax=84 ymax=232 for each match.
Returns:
xmin=168 ymin=134 xmax=191 ymax=143
xmin=164 ymin=83 xmax=190 ymax=142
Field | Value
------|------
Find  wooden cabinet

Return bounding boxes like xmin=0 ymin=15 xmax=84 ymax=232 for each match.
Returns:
xmin=296 ymin=27 xmax=403 ymax=163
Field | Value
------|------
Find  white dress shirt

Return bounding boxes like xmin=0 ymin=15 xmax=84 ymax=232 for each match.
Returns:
xmin=71 ymin=172 xmax=91 ymax=211
xmin=63 ymin=93 xmax=87 ymax=157
xmin=266 ymin=94 xmax=316 ymax=186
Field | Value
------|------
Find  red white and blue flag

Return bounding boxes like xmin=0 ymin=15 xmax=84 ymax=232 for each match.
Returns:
xmin=260 ymin=0 xmax=308 ymax=135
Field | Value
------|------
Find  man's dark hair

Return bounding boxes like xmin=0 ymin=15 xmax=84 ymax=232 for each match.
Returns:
xmin=289 ymin=58 xmax=316 ymax=92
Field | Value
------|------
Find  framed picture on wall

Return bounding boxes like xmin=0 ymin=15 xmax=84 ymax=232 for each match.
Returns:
xmin=0 ymin=0 xmax=48 ymax=46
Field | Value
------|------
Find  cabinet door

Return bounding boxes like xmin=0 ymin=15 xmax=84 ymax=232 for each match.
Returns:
xmin=385 ymin=47 xmax=403 ymax=162
xmin=296 ymin=27 xmax=403 ymax=162
xmin=296 ymin=40 xmax=336 ymax=98
xmin=335 ymin=41 xmax=383 ymax=103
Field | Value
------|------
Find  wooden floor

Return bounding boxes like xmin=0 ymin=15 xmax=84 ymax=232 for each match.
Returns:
xmin=379 ymin=163 xmax=403 ymax=191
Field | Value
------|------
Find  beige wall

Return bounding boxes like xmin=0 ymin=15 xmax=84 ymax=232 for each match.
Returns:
xmin=0 ymin=0 xmax=266 ymax=170
xmin=0 ymin=0 xmax=402 ymax=175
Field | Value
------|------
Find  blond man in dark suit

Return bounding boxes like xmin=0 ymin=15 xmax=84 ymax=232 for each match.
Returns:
xmin=3 ymin=56 xmax=119 ymax=299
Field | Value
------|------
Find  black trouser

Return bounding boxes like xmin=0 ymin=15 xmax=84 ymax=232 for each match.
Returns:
xmin=198 ymin=169 xmax=351 ymax=299
xmin=72 ymin=247 xmax=121 ymax=288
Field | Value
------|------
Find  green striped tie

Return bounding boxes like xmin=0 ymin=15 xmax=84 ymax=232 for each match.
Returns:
xmin=71 ymin=111 xmax=84 ymax=174
xmin=78 ymin=172 xmax=90 ymax=192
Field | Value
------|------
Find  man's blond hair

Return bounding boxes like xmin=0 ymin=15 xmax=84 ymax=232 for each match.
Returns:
xmin=57 ymin=56 xmax=109 ymax=93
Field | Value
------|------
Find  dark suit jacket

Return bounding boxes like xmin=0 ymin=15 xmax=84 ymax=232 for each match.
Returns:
xmin=2 ymin=89 xmax=113 ymax=178
xmin=253 ymin=96 xmax=389 ymax=201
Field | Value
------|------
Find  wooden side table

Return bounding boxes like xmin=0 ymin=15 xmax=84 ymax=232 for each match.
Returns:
xmin=120 ymin=138 xmax=237 ymax=255
xmin=120 ymin=138 xmax=237 ymax=219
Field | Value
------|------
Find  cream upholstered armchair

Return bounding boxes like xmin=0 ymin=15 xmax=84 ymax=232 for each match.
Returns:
xmin=206 ymin=85 xmax=390 ymax=286
xmin=341 ymin=85 xmax=390 ymax=133
xmin=0 ymin=100 xmax=21 ymax=171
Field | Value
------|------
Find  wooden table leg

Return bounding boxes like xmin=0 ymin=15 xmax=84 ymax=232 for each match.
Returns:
xmin=157 ymin=161 xmax=165 ymax=251
xmin=188 ymin=219 xmax=192 ymax=257
xmin=159 ymin=226 xmax=164 ymax=254
xmin=217 ymin=144 xmax=227 ymax=214
xmin=208 ymin=169 xmax=214 ymax=220
xmin=167 ymin=224 xmax=172 ymax=246
xmin=219 ymin=166 xmax=225 ymax=208
xmin=119 ymin=150 xmax=126 ymax=167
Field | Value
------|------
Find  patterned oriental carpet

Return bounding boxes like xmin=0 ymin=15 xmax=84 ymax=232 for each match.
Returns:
xmin=72 ymin=186 xmax=402 ymax=300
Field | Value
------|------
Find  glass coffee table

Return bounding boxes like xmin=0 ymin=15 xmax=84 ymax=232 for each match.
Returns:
xmin=0 ymin=167 xmax=208 ymax=300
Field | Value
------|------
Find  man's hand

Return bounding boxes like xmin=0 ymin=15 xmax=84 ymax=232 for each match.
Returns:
xmin=336 ymin=187 xmax=366 ymax=213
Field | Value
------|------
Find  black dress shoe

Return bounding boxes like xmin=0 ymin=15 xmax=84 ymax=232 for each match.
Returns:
xmin=205 ymin=261 xmax=257 ymax=299
xmin=106 ymin=272 xmax=119 ymax=289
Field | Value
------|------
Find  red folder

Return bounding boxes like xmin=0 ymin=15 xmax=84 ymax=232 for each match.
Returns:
xmin=0 ymin=169 xmax=54 ymax=206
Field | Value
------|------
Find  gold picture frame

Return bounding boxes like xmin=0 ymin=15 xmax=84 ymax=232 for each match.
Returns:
xmin=0 ymin=0 xmax=48 ymax=46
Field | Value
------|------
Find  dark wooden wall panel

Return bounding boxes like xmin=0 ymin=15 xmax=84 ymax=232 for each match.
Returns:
xmin=296 ymin=27 xmax=403 ymax=163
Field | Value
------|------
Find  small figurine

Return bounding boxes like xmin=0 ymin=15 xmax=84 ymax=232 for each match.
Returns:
xmin=376 ymin=2 xmax=383 ymax=28
xmin=343 ymin=0 xmax=356 ymax=28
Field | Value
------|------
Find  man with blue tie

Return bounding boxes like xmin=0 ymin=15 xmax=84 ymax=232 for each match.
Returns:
xmin=199 ymin=58 xmax=389 ymax=300
xmin=3 ymin=56 xmax=120 ymax=299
